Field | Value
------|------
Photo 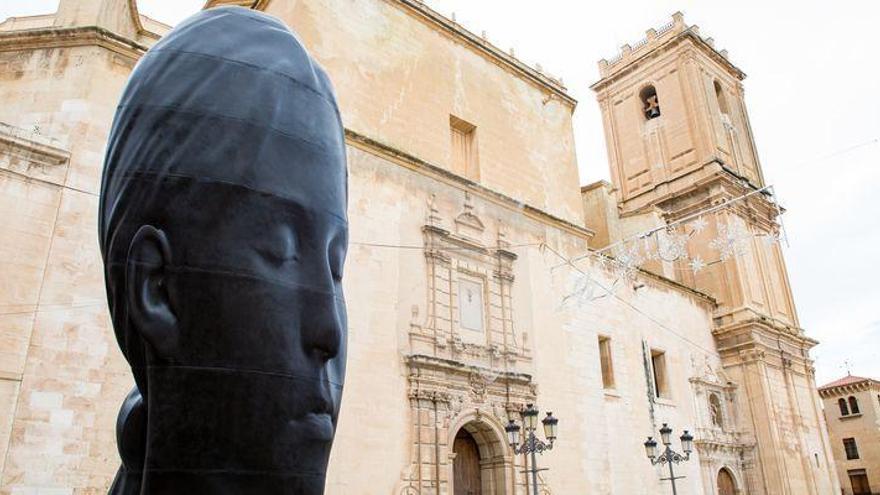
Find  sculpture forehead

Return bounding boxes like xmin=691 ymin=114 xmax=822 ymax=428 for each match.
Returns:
xmin=105 ymin=6 xmax=347 ymax=220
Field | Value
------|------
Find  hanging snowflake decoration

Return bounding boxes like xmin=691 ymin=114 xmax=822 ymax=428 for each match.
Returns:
xmin=761 ymin=224 xmax=785 ymax=247
xmin=656 ymin=228 xmax=690 ymax=262
xmin=709 ymin=217 xmax=751 ymax=261
xmin=613 ymin=243 xmax=644 ymax=282
xmin=690 ymin=216 xmax=708 ymax=235
xmin=688 ymin=255 xmax=706 ymax=274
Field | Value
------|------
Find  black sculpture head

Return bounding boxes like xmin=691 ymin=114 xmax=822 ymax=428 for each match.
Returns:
xmin=99 ymin=7 xmax=347 ymax=494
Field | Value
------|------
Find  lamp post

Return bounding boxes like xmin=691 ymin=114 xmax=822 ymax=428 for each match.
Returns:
xmin=644 ymin=423 xmax=694 ymax=495
xmin=505 ymin=404 xmax=558 ymax=495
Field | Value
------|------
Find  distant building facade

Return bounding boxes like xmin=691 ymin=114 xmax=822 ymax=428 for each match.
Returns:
xmin=0 ymin=0 xmax=839 ymax=493
xmin=820 ymin=375 xmax=880 ymax=495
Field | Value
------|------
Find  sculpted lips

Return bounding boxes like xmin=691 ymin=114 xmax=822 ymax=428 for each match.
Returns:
xmin=301 ymin=412 xmax=335 ymax=442
xmin=295 ymin=395 xmax=335 ymax=442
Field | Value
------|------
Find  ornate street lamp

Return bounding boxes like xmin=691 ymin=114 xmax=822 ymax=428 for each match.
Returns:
xmin=644 ymin=423 xmax=693 ymax=495
xmin=505 ymin=404 xmax=557 ymax=495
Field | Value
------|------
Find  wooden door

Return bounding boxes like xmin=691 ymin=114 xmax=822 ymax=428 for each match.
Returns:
xmin=453 ymin=430 xmax=481 ymax=495
xmin=850 ymin=473 xmax=872 ymax=495
xmin=717 ymin=468 xmax=736 ymax=495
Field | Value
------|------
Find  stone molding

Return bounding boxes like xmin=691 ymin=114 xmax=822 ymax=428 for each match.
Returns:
xmin=0 ymin=122 xmax=70 ymax=187
xmin=0 ymin=25 xmax=147 ymax=59
xmin=817 ymin=378 xmax=880 ymax=399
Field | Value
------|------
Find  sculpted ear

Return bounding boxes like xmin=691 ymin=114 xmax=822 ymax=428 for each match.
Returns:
xmin=126 ymin=225 xmax=178 ymax=359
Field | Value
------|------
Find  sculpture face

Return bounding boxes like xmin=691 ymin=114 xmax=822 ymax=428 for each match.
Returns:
xmin=99 ymin=7 xmax=348 ymax=493
xmin=139 ymin=169 xmax=348 ymax=485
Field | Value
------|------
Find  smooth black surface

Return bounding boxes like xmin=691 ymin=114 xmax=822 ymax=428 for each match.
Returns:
xmin=99 ymin=7 xmax=348 ymax=494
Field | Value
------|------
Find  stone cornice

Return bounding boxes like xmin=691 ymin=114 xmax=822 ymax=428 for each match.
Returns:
xmin=205 ymin=0 xmax=576 ymax=108
xmin=712 ymin=313 xmax=820 ymax=372
xmin=0 ymin=25 xmax=147 ymax=59
xmin=818 ymin=379 xmax=880 ymax=398
xmin=618 ymin=160 xmax=774 ymax=221
xmin=633 ymin=263 xmax=717 ymax=306
xmin=406 ymin=354 xmax=532 ymax=385
xmin=390 ymin=0 xmax=575 ymax=108
xmin=591 ymin=28 xmax=745 ymax=93
xmin=344 ymin=128 xmax=595 ymax=241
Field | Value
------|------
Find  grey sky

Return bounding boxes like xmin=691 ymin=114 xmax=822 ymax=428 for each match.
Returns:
xmin=3 ymin=0 xmax=878 ymax=385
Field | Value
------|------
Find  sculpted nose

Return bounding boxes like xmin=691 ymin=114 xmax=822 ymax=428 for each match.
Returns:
xmin=301 ymin=290 xmax=343 ymax=364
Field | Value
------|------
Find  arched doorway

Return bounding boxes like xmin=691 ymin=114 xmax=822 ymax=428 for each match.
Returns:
xmin=448 ymin=417 xmax=510 ymax=495
xmin=454 ymin=429 xmax=481 ymax=495
xmin=717 ymin=467 xmax=736 ymax=495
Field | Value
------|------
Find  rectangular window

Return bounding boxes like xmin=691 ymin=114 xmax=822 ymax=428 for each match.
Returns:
xmin=848 ymin=469 xmax=871 ymax=495
xmin=598 ymin=336 xmax=614 ymax=389
xmin=450 ymin=116 xmax=478 ymax=180
xmin=843 ymin=438 xmax=860 ymax=460
xmin=651 ymin=349 xmax=668 ymax=398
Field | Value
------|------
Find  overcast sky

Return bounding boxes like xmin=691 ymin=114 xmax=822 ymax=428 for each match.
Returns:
xmin=2 ymin=0 xmax=878 ymax=385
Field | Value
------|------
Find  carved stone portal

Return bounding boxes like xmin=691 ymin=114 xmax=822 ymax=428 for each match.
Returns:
xmin=396 ymin=193 xmax=543 ymax=495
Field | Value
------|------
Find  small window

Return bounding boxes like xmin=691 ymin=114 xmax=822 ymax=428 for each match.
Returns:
xmin=639 ymin=85 xmax=661 ymax=120
xmin=714 ymin=80 xmax=729 ymax=115
xmin=598 ymin=336 xmax=615 ymax=389
xmin=839 ymin=398 xmax=850 ymax=416
xmin=849 ymin=396 xmax=860 ymax=415
xmin=450 ymin=116 xmax=479 ymax=180
xmin=709 ymin=393 xmax=724 ymax=428
xmin=843 ymin=438 xmax=860 ymax=460
xmin=650 ymin=349 xmax=668 ymax=398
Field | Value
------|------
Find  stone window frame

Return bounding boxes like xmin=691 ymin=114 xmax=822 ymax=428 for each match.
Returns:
xmin=848 ymin=396 xmax=860 ymax=415
xmin=597 ymin=335 xmax=615 ymax=390
xmin=843 ymin=437 xmax=860 ymax=460
xmin=650 ymin=348 xmax=670 ymax=399
xmin=449 ymin=115 xmax=479 ymax=180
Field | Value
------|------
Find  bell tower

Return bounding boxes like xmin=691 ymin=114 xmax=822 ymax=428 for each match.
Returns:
xmin=590 ymin=12 xmax=840 ymax=495
xmin=592 ymin=12 xmax=764 ymax=214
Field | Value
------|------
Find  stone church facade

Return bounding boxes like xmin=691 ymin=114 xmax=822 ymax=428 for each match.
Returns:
xmin=0 ymin=0 xmax=839 ymax=494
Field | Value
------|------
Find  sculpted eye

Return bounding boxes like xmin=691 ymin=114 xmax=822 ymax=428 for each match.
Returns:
xmin=256 ymin=225 xmax=299 ymax=264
